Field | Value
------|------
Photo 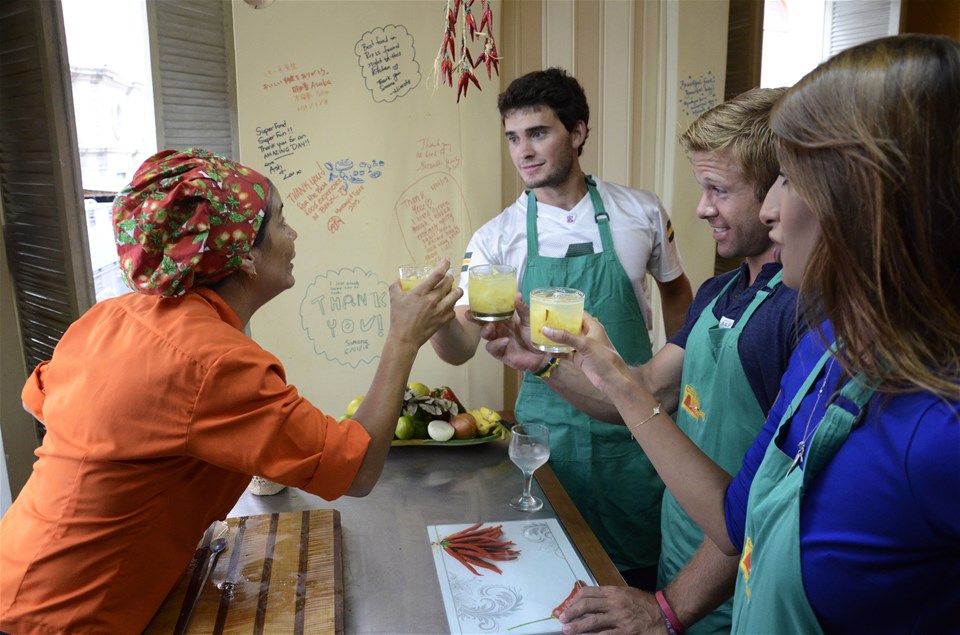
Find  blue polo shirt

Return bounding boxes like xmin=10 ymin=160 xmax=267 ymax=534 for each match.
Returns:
xmin=669 ymin=261 xmax=804 ymax=414
xmin=724 ymin=323 xmax=960 ymax=633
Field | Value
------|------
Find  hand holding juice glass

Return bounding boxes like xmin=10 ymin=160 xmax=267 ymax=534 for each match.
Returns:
xmin=468 ymin=264 xmax=517 ymax=321
xmin=399 ymin=261 xmax=457 ymax=292
xmin=529 ymin=287 xmax=585 ymax=353
xmin=398 ymin=263 xmax=434 ymax=292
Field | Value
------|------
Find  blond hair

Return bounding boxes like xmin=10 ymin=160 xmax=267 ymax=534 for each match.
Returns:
xmin=679 ymin=87 xmax=787 ymax=202
xmin=773 ymin=35 xmax=960 ymax=399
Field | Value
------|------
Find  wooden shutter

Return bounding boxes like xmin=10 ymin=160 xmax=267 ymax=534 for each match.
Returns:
xmin=147 ymin=0 xmax=237 ymax=157
xmin=826 ymin=0 xmax=901 ymax=58
xmin=0 ymin=0 xmax=94 ymax=380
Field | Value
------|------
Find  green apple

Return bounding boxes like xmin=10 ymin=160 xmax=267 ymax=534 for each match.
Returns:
xmin=345 ymin=395 xmax=364 ymax=417
xmin=395 ymin=415 xmax=415 ymax=440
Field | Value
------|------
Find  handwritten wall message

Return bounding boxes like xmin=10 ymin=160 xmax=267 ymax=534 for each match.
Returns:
xmin=394 ymin=172 xmax=472 ymax=263
xmin=323 ymin=158 xmax=384 ymax=190
xmin=287 ymin=162 xmax=369 ymax=233
xmin=262 ymin=63 xmax=333 ymax=112
xmin=355 ymin=25 xmax=421 ymax=102
xmin=300 ymin=268 xmax=387 ymax=368
xmin=256 ymin=120 xmax=310 ymax=181
xmin=415 ymin=137 xmax=461 ymax=172
xmin=679 ymin=71 xmax=719 ymax=119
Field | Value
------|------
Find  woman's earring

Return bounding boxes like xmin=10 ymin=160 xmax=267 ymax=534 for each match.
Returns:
xmin=249 ymin=271 xmax=258 ymax=280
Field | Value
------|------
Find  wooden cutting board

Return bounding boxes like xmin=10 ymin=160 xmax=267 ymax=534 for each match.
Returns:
xmin=144 ymin=509 xmax=343 ymax=635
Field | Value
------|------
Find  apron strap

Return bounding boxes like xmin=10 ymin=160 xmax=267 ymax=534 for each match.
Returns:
xmin=735 ymin=269 xmax=783 ymax=326
xmin=802 ymin=372 xmax=880 ymax=484
xmin=584 ymin=176 xmax=616 ymax=254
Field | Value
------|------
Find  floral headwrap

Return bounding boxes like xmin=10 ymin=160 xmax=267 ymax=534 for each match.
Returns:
xmin=112 ymin=148 xmax=270 ymax=296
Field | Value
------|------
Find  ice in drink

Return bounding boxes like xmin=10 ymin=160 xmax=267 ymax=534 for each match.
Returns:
xmin=398 ymin=264 xmax=433 ymax=292
xmin=468 ymin=264 xmax=517 ymax=321
xmin=529 ymin=287 xmax=585 ymax=353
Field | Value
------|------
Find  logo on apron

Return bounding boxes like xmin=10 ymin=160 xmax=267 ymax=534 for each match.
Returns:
xmin=681 ymin=384 xmax=707 ymax=421
xmin=739 ymin=535 xmax=754 ymax=600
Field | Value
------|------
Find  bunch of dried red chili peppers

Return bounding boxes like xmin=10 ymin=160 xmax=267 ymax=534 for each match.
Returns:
xmin=431 ymin=0 xmax=501 ymax=102
xmin=435 ymin=522 xmax=520 ymax=575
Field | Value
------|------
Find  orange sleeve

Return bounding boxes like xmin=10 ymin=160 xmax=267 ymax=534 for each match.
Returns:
xmin=20 ymin=361 xmax=49 ymax=422
xmin=187 ymin=345 xmax=371 ymax=500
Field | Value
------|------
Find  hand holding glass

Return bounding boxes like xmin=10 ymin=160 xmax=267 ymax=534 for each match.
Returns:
xmin=508 ymin=423 xmax=551 ymax=512
xmin=468 ymin=264 xmax=517 ymax=321
xmin=399 ymin=262 xmax=456 ymax=292
xmin=529 ymin=287 xmax=585 ymax=353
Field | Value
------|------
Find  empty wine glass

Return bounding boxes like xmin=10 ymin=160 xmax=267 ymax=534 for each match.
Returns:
xmin=508 ymin=423 xmax=551 ymax=512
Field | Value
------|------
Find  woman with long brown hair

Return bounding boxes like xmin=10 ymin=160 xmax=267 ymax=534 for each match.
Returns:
xmin=555 ymin=35 xmax=960 ymax=634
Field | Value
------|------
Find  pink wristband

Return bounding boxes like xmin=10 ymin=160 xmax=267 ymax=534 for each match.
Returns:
xmin=655 ymin=590 xmax=685 ymax=635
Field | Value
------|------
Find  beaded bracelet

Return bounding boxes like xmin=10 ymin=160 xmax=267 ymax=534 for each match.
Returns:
xmin=533 ymin=357 xmax=560 ymax=379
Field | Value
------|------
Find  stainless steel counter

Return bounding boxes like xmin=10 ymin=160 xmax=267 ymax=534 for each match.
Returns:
xmin=229 ymin=437 xmax=623 ymax=634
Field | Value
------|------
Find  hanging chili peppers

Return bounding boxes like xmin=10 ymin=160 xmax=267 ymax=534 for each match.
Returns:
xmin=433 ymin=522 xmax=520 ymax=575
xmin=430 ymin=0 xmax=501 ymax=102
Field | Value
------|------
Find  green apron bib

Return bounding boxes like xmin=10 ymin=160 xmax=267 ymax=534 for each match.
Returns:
xmin=732 ymin=346 xmax=879 ymax=634
xmin=659 ymin=269 xmax=783 ymax=635
xmin=514 ymin=176 xmax=661 ymax=570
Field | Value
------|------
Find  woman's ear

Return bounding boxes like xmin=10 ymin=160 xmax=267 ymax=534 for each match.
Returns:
xmin=239 ymin=254 xmax=257 ymax=279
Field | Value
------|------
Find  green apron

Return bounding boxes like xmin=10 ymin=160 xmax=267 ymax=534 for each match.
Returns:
xmin=514 ymin=176 xmax=661 ymax=570
xmin=732 ymin=346 xmax=878 ymax=634
xmin=659 ymin=270 xmax=783 ymax=635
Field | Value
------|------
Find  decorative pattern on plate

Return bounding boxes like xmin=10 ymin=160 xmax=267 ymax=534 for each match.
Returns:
xmin=428 ymin=519 xmax=595 ymax=634
xmin=449 ymin=574 xmax=524 ymax=633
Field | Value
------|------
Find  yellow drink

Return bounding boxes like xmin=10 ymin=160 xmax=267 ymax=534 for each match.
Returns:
xmin=529 ymin=287 xmax=585 ymax=353
xmin=398 ymin=264 xmax=433 ymax=292
xmin=468 ymin=264 xmax=517 ymax=321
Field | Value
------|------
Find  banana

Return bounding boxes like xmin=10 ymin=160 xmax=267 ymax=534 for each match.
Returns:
xmin=468 ymin=407 xmax=504 ymax=436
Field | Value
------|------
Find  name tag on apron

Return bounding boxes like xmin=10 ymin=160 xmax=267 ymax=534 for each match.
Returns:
xmin=719 ymin=316 xmax=735 ymax=329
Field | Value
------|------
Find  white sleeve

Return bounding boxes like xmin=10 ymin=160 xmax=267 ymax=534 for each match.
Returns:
xmin=647 ymin=201 xmax=685 ymax=283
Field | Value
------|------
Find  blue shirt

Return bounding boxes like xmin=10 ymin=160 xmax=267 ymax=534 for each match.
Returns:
xmin=669 ymin=262 xmax=803 ymax=414
xmin=724 ymin=324 xmax=960 ymax=633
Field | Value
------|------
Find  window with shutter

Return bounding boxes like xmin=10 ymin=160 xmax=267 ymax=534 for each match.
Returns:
xmin=0 ymin=0 xmax=93 ymax=444
xmin=825 ymin=0 xmax=901 ymax=59
xmin=148 ymin=0 xmax=238 ymax=157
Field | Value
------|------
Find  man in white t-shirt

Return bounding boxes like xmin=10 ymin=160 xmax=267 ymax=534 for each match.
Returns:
xmin=430 ymin=68 xmax=693 ymax=590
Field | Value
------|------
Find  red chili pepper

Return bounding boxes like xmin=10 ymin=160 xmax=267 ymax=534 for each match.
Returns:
xmin=552 ymin=579 xmax=587 ymax=618
xmin=507 ymin=580 xmax=588 ymax=631
xmin=436 ymin=523 xmax=520 ymax=574
xmin=480 ymin=5 xmax=493 ymax=33
xmin=465 ymin=9 xmax=478 ymax=39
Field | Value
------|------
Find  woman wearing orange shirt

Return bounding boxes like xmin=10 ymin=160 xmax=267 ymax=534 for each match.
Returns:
xmin=0 ymin=148 xmax=459 ymax=634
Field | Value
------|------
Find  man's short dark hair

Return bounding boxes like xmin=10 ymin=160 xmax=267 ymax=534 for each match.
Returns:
xmin=497 ymin=67 xmax=591 ymax=155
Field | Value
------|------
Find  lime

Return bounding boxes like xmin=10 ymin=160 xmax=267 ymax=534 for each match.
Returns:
xmin=395 ymin=415 xmax=415 ymax=440
xmin=412 ymin=418 xmax=429 ymax=439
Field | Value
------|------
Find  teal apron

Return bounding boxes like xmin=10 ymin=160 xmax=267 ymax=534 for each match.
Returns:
xmin=732 ymin=346 xmax=878 ymax=633
xmin=659 ymin=270 xmax=783 ymax=635
xmin=514 ymin=176 xmax=661 ymax=571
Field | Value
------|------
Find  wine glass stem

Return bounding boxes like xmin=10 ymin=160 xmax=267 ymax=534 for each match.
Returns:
xmin=522 ymin=470 xmax=534 ymax=499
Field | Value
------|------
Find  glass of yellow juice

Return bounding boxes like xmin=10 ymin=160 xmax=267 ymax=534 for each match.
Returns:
xmin=468 ymin=264 xmax=517 ymax=321
xmin=529 ymin=287 xmax=585 ymax=353
xmin=398 ymin=263 xmax=433 ymax=292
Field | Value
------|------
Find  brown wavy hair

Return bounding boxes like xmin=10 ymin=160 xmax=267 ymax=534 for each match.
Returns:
xmin=772 ymin=35 xmax=960 ymax=399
